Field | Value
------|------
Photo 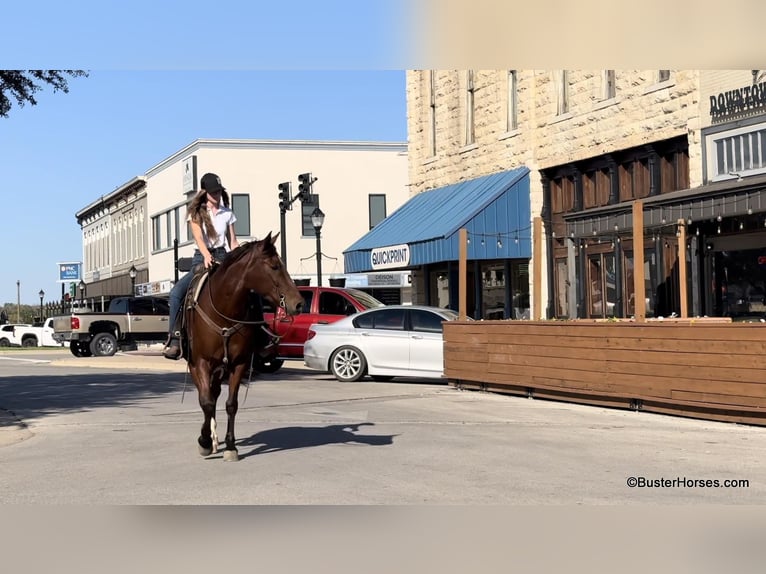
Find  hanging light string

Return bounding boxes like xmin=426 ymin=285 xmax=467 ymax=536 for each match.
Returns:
xmin=465 ymin=224 xmax=533 ymax=246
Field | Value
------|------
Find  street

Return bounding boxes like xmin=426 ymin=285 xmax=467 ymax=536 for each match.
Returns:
xmin=1 ymin=348 xmax=766 ymax=504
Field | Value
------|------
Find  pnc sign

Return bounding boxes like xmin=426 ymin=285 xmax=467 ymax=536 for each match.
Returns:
xmin=370 ymin=243 xmax=410 ymax=270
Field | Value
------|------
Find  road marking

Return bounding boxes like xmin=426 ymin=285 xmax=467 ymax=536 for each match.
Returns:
xmin=0 ymin=356 xmax=51 ymax=364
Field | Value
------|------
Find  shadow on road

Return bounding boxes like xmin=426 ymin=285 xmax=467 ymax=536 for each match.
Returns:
xmin=0 ymin=372 xmax=186 ymax=427
xmin=236 ymin=422 xmax=395 ymax=458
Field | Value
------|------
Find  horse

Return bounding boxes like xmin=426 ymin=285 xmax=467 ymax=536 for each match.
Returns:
xmin=181 ymin=232 xmax=304 ymax=461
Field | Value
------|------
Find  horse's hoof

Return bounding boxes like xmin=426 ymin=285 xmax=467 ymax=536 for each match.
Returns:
xmin=198 ymin=444 xmax=213 ymax=457
xmin=223 ymin=449 xmax=239 ymax=462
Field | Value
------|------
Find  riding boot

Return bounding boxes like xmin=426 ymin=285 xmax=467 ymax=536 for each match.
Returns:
xmin=162 ymin=318 xmax=181 ymax=361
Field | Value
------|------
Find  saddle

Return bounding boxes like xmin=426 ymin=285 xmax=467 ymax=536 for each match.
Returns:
xmin=177 ymin=262 xmax=278 ymax=364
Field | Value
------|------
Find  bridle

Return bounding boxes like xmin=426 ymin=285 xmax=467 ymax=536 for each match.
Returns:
xmin=189 ymin=249 xmax=296 ymax=365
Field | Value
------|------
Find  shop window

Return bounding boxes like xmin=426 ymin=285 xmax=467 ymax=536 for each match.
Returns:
xmin=481 ymin=263 xmax=506 ymax=319
xmin=587 ymin=253 xmax=617 ymax=318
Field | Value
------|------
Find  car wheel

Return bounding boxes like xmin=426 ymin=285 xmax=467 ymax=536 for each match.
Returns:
xmin=70 ymin=341 xmax=92 ymax=357
xmin=90 ymin=333 xmax=118 ymax=357
xmin=254 ymin=358 xmax=284 ymax=374
xmin=22 ymin=337 xmax=37 ymax=347
xmin=330 ymin=346 xmax=367 ymax=382
xmin=370 ymin=375 xmax=394 ymax=382
xmin=0 ymin=338 xmax=9 ymax=347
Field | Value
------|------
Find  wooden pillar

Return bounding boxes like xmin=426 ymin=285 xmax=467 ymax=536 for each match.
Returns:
xmin=632 ymin=201 xmax=646 ymax=322
xmin=677 ymin=219 xmax=688 ymax=318
xmin=533 ymin=217 xmax=542 ymax=320
xmin=459 ymin=228 xmax=467 ymax=320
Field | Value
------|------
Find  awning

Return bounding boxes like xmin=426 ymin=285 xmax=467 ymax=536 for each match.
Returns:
xmin=565 ymin=173 xmax=766 ymax=238
xmin=344 ymin=167 xmax=531 ymax=273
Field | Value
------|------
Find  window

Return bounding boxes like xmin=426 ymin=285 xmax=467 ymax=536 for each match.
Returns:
xmin=507 ymin=70 xmax=518 ymax=131
xmin=369 ymin=194 xmax=386 ymax=229
xmin=319 ymin=292 xmax=356 ymax=316
xmin=410 ymin=310 xmax=445 ymax=333
xmin=130 ymin=298 xmax=154 ymax=315
xmin=551 ymin=175 xmax=575 ymax=214
xmin=372 ymin=308 xmax=406 ymax=330
xmin=603 ymin=70 xmax=616 ymax=100
xmin=658 ymin=70 xmax=671 ymax=82
xmin=301 ymin=194 xmax=320 ymax=236
xmin=153 ymin=299 xmax=169 ymax=315
xmin=465 ymin=70 xmax=475 ymax=145
xmin=712 ymin=128 xmax=766 ymax=178
xmin=231 ymin=193 xmax=251 ymax=236
xmin=429 ymin=70 xmax=437 ymax=157
xmin=583 ymin=168 xmax=610 ymax=209
xmin=557 ymin=70 xmax=569 ymax=115
xmin=152 ymin=216 xmax=162 ymax=251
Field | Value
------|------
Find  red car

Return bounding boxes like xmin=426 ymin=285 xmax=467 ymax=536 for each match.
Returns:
xmin=258 ymin=286 xmax=384 ymax=372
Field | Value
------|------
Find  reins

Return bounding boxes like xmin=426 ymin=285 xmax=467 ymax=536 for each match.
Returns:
xmin=189 ymin=250 xmax=294 ymax=366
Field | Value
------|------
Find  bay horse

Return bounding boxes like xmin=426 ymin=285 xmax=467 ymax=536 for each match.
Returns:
xmin=182 ymin=232 xmax=303 ymax=461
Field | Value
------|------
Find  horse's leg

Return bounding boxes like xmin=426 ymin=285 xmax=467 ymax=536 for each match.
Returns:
xmin=192 ymin=362 xmax=216 ymax=457
xmin=209 ymin=368 xmax=224 ymax=455
xmin=223 ymin=363 xmax=248 ymax=462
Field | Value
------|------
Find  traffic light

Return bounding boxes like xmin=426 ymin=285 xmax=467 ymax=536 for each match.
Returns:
xmin=278 ymin=181 xmax=292 ymax=211
xmin=298 ymin=172 xmax=314 ymax=202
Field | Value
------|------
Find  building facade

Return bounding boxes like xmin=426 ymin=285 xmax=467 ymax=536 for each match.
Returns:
xmin=74 ymin=139 xmax=410 ymax=308
xmin=355 ymin=69 xmax=766 ymax=321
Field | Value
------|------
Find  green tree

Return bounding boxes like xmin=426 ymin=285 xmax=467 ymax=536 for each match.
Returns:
xmin=0 ymin=70 xmax=88 ymax=118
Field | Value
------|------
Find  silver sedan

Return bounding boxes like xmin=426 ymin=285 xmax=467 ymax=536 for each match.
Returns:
xmin=303 ymin=305 xmax=460 ymax=382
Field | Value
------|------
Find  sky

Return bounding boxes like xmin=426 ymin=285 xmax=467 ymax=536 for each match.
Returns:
xmin=0 ymin=1 xmax=410 ymax=307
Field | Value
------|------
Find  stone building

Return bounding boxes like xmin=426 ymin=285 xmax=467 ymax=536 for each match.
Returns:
xmin=348 ymin=70 xmax=766 ymax=321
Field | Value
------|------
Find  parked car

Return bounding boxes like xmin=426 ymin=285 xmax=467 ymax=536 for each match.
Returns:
xmin=0 ymin=324 xmax=32 ymax=347
xmin=8 ymin=318 xmax=61 ymax=347
xmin=52 ymin=296 xmax=170 ymax=357
xmin=259 ymin=286 xmax=384 ymax=372
xmin=303 ymin=305 xmax=461 ymax=382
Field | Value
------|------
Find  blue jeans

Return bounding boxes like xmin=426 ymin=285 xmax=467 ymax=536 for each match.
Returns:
xmin=168 ymin=248 xmax=226 ymax=337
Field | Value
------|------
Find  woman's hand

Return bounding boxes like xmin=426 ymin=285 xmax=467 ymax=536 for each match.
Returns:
xmin=203 ymin=251 xmax=214 ymax=268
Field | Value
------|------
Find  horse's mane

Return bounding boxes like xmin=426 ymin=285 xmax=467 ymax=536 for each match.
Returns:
xmin=216 ymin=234 xmax=278 ymax=273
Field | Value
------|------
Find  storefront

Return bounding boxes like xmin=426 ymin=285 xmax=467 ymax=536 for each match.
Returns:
xmin=344 ymin=168 xmax=532 ymax=319
xmin=548 ymin=122 xmax=766 ymax=320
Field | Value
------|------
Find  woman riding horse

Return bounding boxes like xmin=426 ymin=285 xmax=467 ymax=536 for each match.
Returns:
xmin=183 ymin=233 xmax=304 ymax=461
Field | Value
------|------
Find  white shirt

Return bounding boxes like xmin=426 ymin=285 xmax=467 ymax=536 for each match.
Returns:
xmin=193 ymin=204 xmax=237 ymax=250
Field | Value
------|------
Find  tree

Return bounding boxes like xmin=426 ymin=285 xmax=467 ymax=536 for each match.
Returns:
xmin=0 ymin=70 xmax=88 ymax=118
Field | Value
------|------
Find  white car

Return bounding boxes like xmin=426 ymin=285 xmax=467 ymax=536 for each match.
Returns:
xmin=303 ymin=305 xmax=461 ymax=382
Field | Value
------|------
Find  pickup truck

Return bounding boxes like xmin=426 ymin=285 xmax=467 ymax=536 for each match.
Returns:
xmin=52 ymin=296 xmax=170 ymax=357
xmin=8 ymin=318 xmax=61 ymax=347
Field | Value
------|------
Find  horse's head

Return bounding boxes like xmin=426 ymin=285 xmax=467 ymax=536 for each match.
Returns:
xmin=248 ymin=232 xmax=304 ymax=315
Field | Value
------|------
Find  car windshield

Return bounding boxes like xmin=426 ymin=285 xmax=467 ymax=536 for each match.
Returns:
xmin=346 ymin=289 xmax=385 ymax=309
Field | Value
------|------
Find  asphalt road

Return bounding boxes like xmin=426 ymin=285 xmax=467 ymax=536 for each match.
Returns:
xmin=2 ymin=348 xmax=766 ymax=505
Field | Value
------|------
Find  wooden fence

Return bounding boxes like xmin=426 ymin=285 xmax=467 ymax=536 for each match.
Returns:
xmin=443 ymin=319 xmax=766 ymax=426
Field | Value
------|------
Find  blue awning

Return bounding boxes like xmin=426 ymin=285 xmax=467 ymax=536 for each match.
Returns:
xmin=344 ymin=167 xmax=531 ymax=273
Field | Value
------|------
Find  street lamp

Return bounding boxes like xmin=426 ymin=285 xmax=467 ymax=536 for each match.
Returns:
xmin=78 ymin=279 xmax=86 ymax=304
xmin=311 ymin=207 xmax=325 ymax=287
xmin=16 ymin=280 xmax=20 ymax=323
xmin=38 ymin=289 xmax=45 ymax=323
xmin=128 ymin=264 xmax=137 ymax=296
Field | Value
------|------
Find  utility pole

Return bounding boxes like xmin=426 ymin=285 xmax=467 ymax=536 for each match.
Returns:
xmin=16 ymin=280 xmax=20 ymax=323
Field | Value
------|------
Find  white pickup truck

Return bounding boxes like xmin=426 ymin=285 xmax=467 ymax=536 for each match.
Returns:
xmin=2 ymin=319 xmax=61 ymax=347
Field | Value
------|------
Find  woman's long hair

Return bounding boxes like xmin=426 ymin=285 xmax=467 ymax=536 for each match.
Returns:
xmin=187 ymin=189 xmax=231 ymax=243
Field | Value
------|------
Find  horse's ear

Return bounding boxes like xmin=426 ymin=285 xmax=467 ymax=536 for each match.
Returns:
xmin=271 ymin=232 xmax=280 ymax=245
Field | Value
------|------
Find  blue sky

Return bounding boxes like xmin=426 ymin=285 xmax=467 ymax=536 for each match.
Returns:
xmin=0 ymin=1 xmax=410 ymax=307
